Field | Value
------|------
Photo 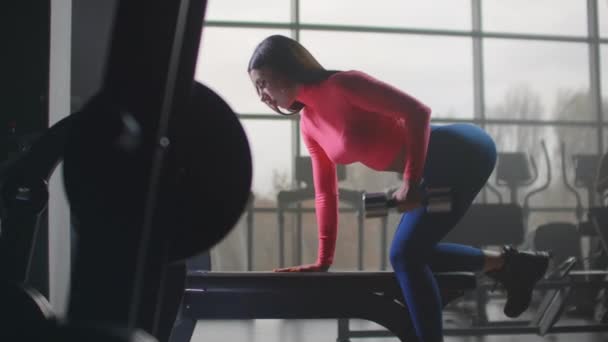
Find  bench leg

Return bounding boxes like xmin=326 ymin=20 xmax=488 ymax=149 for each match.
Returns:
xmin=356 ymin=295 xmax=419 ymax=342
xmin=474 ymin=287 xmax=489 ymax=325
xmin=336 ymin=318 xmax=350 ymax=342
xmin=168 ymin=302 xmax=196 ymax=342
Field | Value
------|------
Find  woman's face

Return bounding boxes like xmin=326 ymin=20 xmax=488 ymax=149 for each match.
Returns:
xmin=249 ymin=67 xmax=298 ymax=112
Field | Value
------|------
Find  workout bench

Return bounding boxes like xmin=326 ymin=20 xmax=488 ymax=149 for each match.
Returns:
xmin=169 ymin=270 xmax=476 ymax=342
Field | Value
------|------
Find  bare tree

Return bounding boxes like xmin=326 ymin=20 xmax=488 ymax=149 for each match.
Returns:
xmin=486 ymin=84 xmax=544 ymax=154
xmin=270 ymin=168 xmax=291 ymax=198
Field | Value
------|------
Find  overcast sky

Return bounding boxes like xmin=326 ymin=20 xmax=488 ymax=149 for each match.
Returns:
xmin=195 ymin=0 xmax=608 ymax=197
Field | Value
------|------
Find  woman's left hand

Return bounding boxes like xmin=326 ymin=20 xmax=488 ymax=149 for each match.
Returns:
xmin=273 ymin=263 xmax=330 ymax=272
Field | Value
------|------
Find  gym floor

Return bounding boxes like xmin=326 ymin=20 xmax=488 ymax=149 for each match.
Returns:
xmin=189 ymin=300 xmax=608 ymax=342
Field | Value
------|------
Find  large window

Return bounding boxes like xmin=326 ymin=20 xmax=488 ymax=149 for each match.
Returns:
xmin=600 ymin=0 xmax=608 ymax=37
xmin=205 ymin=0 xmax=290 ymax=23
xmin=482 ymin=0 xmax=587 ymax=36
xmin=300 ymin=0 xmax=471 ymax=30
xmin=239 ymin=120 xmax=293 ymax=200
xmin=300 ymin=31 xmax=474 ymax=118
xmin=196 ymin=28 xmax=291 ymax=114
xmin=603 ymin=45 xmax=608 ymax=120
xmin=484 ymin=40 xmax=590 ymax=121
xmin=198 ymin=0 xmax=608 ymax=271
xmin=190 ymin=24 xmax=296 ymax=201
xmin=485 ymin=124 xmax=598 ymax=207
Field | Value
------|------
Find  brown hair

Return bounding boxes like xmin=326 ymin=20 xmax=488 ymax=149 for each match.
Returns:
xmin=248 ymin=35 xmax=337 ymax=115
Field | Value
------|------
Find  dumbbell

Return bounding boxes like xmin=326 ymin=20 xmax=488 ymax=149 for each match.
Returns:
xmin=363 ymin=186 xmax=452 ymax=218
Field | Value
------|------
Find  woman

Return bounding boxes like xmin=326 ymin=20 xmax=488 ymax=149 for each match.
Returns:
xmin=248 ymin=35 xmax=549 ymax=342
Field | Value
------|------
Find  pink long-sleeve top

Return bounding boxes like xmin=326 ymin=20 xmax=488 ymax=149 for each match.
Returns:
xmin=296 ymin=70 xmax=432 ymax=266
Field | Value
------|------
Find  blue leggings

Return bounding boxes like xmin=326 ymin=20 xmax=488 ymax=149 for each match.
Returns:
xmin=389 ymin=123 xmax=497 ymax=342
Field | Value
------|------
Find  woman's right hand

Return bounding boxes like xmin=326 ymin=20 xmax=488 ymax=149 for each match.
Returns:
xmin=391 ymin=180 xmax=423 ymax=213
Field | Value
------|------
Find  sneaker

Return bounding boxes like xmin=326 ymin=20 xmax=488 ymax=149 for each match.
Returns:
xmin=486 ymin=245 xmax=551 ymax=318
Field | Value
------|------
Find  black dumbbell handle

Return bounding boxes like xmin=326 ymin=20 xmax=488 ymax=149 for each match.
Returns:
xmin=385 ymin=198 xmax=398 ymax=208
